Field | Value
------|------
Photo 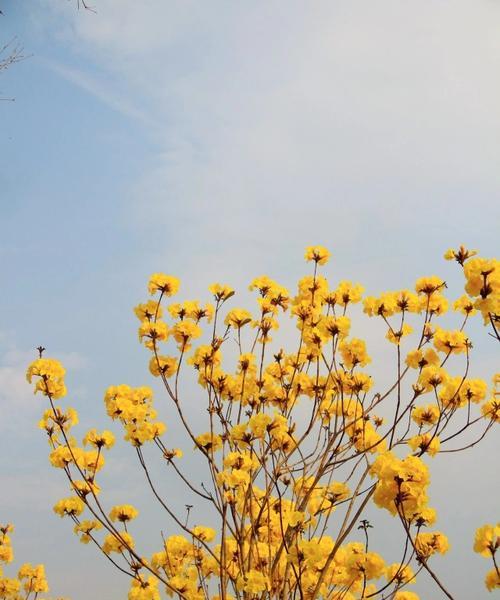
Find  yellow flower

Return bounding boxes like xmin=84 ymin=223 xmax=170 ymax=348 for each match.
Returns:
xmin=171 ymin=321 xmax=202 ymax=351
xmin=415 ymin=276 xmax=445 ymax=295
xmin=415 ymin=531 xmax=449 ymax=558
xmin=339 ymin=338 xmax=371 ymax=369
xmin=249 ymin=413 xmax=272 ymax=438
xmin=53 ymin=496 xmax=85 ymax=518
xmin=433 ymin=327 xmax=469 ymax=354
xmin=473 ymin=524 xmax=500 ymax=557
xmin=386 ymin=563 xmax=416 ymax=585
xmin=405 ymin=348 xmax=440 ymax=370
xmin=134 ymin=300 xmax=163 ymax=321
xmin=129 ymin=576 xmax=161 ymax=600
xmin=26 ymin=358 xmax=65 ymax=384
xmin=18 ymin=563 xmax=49 ymax=594
xmin=334 ymin=281 xmax=364 ymax=306
xmin=163 ymin=448 xmax=183 ymax=460
xmin=363 ymin=294 xmax=398 ymax=317
xmin=453 ymin=295 xmax=476 ymax=316
xmin=0 ymin=577 xmax=20 ymax=596
xmin=148 ymin=274 xmax=180 ymax=296
xmin=168 ymin=301 xmax=214 ymax=322
xmin=72 ymin=479 xmax=101 ymax=497
xmin=412 ymin=405 xmax=440 ymax=427
xmin=195 ymin=432 xmax=223 ymax=452
xmin=49 ymin=445 xmax=80 ymax=469
xmin=83 ymin=429 xmax=115 ymax=450
xmin=236 ymin=569 xmax=270 ymax=593
xmin=444 ymin=245 xmax=477 ymax=264
xmin=188 ymin=345 xmax=221 ymax=370
xmin=224 ymin=308 xmax=252 ymax=329
xmin=102 ymin=532 xmax=134 ymax=554
xmin=318 ymin=315 xmax=351 ymax=339
xmin=394 ymin=592 xmax=420 ymax=600
xmin=209 ymin=283 xmax=234 ymax=302
xmin=138 ymin=321 xmax=169 ymax=344
xmin=485 ymin=568 xmax=500 ymax=591
xmin=418 ymin=366 xmax=449 ymax=392
xmin=39 ymin=406 xmax=78 ymax=434
xmin=482 ymin=398 xmax=500 ymax=422
xmin=73 ymin=520 xmax=102 ymax=544
xmin=26 ymin=358 xmax=67 ymax=399
xmin=149 ymin=355 xmax=178 ymax=378
xmin=344 ymin=543 xmax=386 ymax=580
xmin=370 ymin=452 xmax=430 ymax=516
xmin=386 ymin=324 xmax=413 ymax=344
xmin=109 ymin=504 xmax=139 ymax=523
xmin=304 ymin=245 xmax=331 ymax=265
xmin=421 ymin=293 xmax=449 ymax=316
xmin=463 ymin=257 xmax=498 ymax=297
xmin=408 ymin=433 xmax=440 ymax=457
xmin=191 ymin=526 xmax=216 ymax=542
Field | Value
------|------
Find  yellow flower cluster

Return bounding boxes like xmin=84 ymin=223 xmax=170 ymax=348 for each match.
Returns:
xmin=104 ymin=385 xmax=166 ymax=446
xmin=473 ymin=524 xmax=500 ymax=592
xmin=24 ymin=245 xmax=499 ymax=600
xmin=370 ymin=452 xmax=431 ymax=519
xmin=0 ymin=524 xmax=58 ymax=599
xmin=26 ymin=358 xmax=67 ymax=399
xmin=446 ymin=247 xmax=500 ymax=331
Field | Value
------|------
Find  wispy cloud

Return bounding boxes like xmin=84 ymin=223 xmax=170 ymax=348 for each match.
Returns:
xmin=38 ymin=0 xmax=500 ymax=272
xmin=41 ymin=58 xmax=153 ymax=124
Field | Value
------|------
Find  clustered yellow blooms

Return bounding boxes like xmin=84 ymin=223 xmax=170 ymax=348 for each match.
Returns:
xmin=446 ymin=247 xmax=500 ymax=328
xmin=0 ymin=524 xmax=64 ymax=600
xmin=26 ymin=358 xmax=67 ymax=399
xmin=104 ymin=385 xmax=166 ymax=446
xmin=370 ymin=452 xmax=433 ymax=520
xmin=473 ymin=524 xmax=500 ymax=592
xmin=25 ymin=246 xmax=499 ymax=600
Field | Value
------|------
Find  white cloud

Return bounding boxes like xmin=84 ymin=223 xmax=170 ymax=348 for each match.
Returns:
xmin=36 ymin=0 xmax=500 ymax=275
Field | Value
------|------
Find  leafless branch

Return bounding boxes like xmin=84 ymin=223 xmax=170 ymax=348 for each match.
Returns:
xmin=0 ymin=38 xmax=27 ymax=73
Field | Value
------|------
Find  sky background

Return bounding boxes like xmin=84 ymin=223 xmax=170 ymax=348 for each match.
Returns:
xmin=1 ymin=1 xmax=499 ymax=599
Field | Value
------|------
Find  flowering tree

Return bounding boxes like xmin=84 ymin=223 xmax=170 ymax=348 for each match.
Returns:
xmin=22 ymin=246 xmax=499 ymax=600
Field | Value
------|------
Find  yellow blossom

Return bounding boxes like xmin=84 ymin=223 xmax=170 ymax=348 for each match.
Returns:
xmin=485 ymin=568 xmax=500 ymax=591
xmin=415 ymin=531 xmax=449 ymax=558
xmin=171 ymin=321 xmax=202 ymax=351
xmin=83 ymin=429 xmax=115 ymax=450
xmin=102 ymin=532 xmax=135 ymax=554
xmin=339 ymin=338 xmax=371 ymax=369
xmin=109 ymin=505 xmax=138 ymax=523
xmin=473 ymin=524 xmax=500 ymax=558
xmin=415 ymin=276 xmax=445 ymax=295
xmin=195 ymin=432 xmax=222 ymax=452
xmin=53 ymin=497 xmax=85 ymax=518
xmin=433 ymin=327 xmax=469 ymax=354
xmin=148 ymin=274 xmax=180 ymax=296
xmin=73 ymin=520 xmax=102 ymax=544
xmin=386 ymin=324 xmax=413 ymax=344
xmin=408 ymin=433 xmax=440 ymax=457
xmin=412 ymin=405 xmax=440 ymax=427
xmin=304 ymin=245 xmax=330 ymax=265
xmin=134 ymin=300 xmax=163 ymax=321
xmin=191 ymin=526 xmax=216 ymax=542
xmin=209 ymin=283 xmax=234 ymax=302
xmin=224 ymin=308 xmax=252 ymax=329
xmin=149 ymin=355 xmax=178 ymax=378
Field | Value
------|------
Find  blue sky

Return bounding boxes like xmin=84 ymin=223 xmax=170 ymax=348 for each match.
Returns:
xmin=0 ymin=1 xmax=499 ymax=599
